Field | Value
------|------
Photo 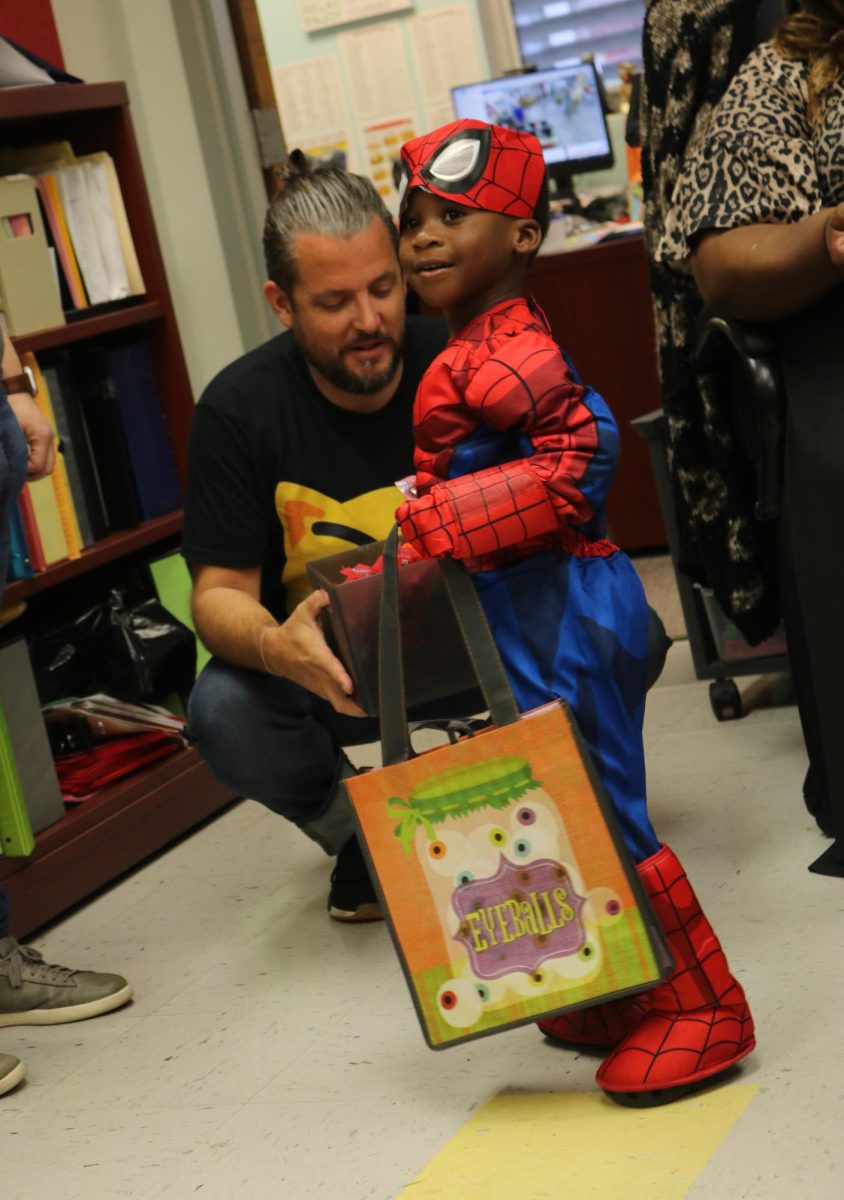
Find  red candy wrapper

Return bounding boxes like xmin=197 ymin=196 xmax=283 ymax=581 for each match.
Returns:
xmin=339 ymin=541 xmax=422 ymax=582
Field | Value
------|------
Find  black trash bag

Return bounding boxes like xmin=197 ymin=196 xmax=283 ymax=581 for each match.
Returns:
xmin=30 ymin=588 xmax=196 ymax=706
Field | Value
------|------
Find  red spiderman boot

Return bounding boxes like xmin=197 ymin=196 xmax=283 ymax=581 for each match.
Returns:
xmin=596 ymin=844 xmax=755 ymax=1106
xmin=538 ymin=994 xmax=651 ymax=1048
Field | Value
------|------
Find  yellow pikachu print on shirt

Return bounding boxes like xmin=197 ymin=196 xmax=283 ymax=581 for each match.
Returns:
xmin=275 ymin=481 xmax=399 ymax=612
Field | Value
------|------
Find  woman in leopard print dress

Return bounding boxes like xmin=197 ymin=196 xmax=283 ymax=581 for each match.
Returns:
xmin=663 ymin=0 xmax=844 ymax=874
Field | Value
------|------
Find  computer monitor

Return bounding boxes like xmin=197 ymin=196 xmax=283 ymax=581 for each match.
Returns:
xmin=451 ymin=60 xmax=614 ymax=210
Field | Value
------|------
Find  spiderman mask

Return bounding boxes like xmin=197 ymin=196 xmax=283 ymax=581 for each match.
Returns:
xmin=399 ymin=119 xmax=546 ymax=220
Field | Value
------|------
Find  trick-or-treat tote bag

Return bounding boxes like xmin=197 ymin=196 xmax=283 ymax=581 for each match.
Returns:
xmin=345 ymin=527 xmax=671 ymax=1050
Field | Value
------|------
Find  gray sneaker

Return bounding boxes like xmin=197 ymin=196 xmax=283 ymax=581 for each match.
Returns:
xmin=0 ymin=936 xmax=132 ymax=1027
xmin=0 ymin=1052 xmax=25 ymax=1096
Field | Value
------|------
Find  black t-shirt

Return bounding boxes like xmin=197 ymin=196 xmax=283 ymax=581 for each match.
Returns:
xmin=182 ymin=315 xmax=447 ymax=618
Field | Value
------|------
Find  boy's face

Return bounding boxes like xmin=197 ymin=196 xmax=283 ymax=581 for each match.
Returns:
xmin=399 ymin=189 xmax=539 ymax=331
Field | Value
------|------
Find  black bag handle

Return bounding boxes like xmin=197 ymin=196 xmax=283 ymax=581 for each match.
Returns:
xmin=379 ymin=524 xmax=520 ymax=766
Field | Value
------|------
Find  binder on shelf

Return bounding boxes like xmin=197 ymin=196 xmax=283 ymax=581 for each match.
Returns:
xmin=108 ymin=338 xmax=181 ymax=520
xmin=41 ymin=355 xmax=108 ymax=544
xmin=16 ymin=488 xmax=46 ymax=572
xmin=72 ymin=344 xmax=142 ymax=531
xmin=0 ymin=702 xmax=34 ymax=858
xmin=24 ymin=475 xmax=69 ymax=567
xmin=79 ymin=156 xmax=131 ymax=300
xmin=23 ymin=353 xmax=83 ymax=559
xmin=78 ymin=152 xmax=145 ymax=296
xmin=0 ymin=140 xmax=75 ymax=175
xmin=0 ymin=638 xmax=64 ymax=838
xmin=0 ymin=174 xmax=65 ymax=334
xmin=55 ymin=163 xmax=111 ymax=305
xmin=33 ymin=173 xmax=88 ymax=310
xmin=6 ymin=502 xmax=32 ymax=581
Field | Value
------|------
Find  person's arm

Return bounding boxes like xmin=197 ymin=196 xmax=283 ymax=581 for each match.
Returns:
xmin=2 ymin=338 xmax=54 ymax=481
xmin=397 ymin=331 xmax=616 ymax=560
xmin=190 ymin=562 xmax=365 ymax=717
xmin=692 ymin=202 xmax=844 ymax=321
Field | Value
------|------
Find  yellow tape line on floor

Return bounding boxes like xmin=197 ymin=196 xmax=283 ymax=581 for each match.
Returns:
xmin=398 ymin=1085 xmax=758 ymax=1200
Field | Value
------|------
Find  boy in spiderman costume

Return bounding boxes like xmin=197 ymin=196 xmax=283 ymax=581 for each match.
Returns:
xmin=394 ymin=118 xmax=755 ymax=1106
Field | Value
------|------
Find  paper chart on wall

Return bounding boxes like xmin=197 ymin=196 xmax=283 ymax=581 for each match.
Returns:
xmin=340 ymin=21 xmax=415 ymax=121
xmin=272 ymin=56 xmax=347 ymax=147
xmin=408 ymin=4 xmax=484 ymax=129
xmin=297 ymin=0 xmax=413 ymax=35
xmin=360 ymin=115 xmax=418 ymax=212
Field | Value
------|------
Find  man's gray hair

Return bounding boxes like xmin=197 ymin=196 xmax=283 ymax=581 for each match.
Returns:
xmin=263 ymin=151 xmax=398 ymax=293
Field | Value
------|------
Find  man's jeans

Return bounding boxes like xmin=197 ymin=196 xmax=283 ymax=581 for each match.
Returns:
xmin=187 ymin=609 xmax=668 ymax=853
xmin=187 ymin=656 xmax=484 ymax=850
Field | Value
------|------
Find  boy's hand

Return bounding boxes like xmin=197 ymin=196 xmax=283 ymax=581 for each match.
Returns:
xmin=396 ymin=494 xmax=456 ymax=559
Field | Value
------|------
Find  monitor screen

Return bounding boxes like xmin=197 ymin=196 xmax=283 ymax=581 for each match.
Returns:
xmin=451 ymin=61 xmax=613 ymax=199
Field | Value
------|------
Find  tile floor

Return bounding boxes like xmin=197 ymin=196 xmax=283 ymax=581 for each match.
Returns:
xmin=1 ymin=641 xmax=840 ymax=1200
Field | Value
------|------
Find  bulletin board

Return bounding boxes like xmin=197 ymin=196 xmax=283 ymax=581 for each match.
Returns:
xmin=256 ymin=0 xmax=490 ymax=213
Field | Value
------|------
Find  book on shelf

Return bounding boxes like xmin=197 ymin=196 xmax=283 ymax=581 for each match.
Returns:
xmin=33 ymin=172 xmax=88 ymax=310
xmin=16 ymin=487 xmax=46 ymax=572
xmin=0 ymin=638 xmax=64 ymax=840
xmin=0 ymin=699 xmax=34 ymax=857
xmin=41 ymin=353 xmax=108 ymax=544
xmin=0 ymin=140 xmax=145 ymax=318
xmin=5 ymin=500 xmax=32 ymax=582
xmin=55 ymin=163 xmax=112 ymax=305
xmin=0 ymin=173 xmax=65 ymax=334
xmin=24 ymin=472 xmax=69 ymax=567
xmin=79 ymin=152 xmax=145 ymax=295
xmin=72 ymin=343 xmax=142 ymax=531
xmin=24 ymin=352 xmax=83 ymax=558
xmin=107 ymin=337 xmax=181 ymax=520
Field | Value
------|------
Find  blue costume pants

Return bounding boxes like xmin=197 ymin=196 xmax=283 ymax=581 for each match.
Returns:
xmin=474 ymin=549 xmax=660 ymax=864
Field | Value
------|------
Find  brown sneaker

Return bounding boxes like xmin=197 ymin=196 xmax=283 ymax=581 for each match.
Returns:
xmin=0 ymin=936 xmax=132 ymax=1027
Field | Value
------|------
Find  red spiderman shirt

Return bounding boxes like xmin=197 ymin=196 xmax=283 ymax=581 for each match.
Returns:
xmin=396 ymin=295 xmax=620 ymax=573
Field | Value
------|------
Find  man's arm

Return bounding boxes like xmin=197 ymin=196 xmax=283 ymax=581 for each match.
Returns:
xmin=692 ymin=203 xmax=844 ymax=321
xmin=2 ymin=338 xmax=54 ymax=481
xmin=190 ymin=562 xmax=365 ymax=716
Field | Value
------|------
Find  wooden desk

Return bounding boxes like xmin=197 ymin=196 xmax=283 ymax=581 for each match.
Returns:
xmin=528 ymin=234 xmax=667 ymax=551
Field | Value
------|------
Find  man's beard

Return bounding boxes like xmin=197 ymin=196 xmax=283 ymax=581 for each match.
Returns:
xmin=300 ymin=332 xmax=404 ymax=396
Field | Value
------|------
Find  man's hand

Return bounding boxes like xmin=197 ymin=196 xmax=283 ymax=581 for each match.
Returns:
xmin=7 ymin=392 xmax=55 ymax=480
xmin=825 ymin=202 xmax=844 ymax=266
xmin=263 ymin=589 xmax=366 ymax=717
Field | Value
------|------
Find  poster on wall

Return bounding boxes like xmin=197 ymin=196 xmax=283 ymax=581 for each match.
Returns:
xmin=271 ymin=56 xmax=348 ymax=150
xmin=409 ymin=4 xmax=485 ymax=130
xmin=297 ymin=0 xmax=413 ymax=35
xmin=339 ymin=21 xmax=416 ymax=120
xmin=360 ymin=115 xmax=418 ymax=211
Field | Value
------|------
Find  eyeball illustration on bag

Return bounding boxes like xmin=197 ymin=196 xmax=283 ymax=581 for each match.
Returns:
xmin=389 ymin=755 xmax=619 ymax=1029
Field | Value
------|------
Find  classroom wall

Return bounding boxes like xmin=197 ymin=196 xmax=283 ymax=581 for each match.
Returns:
xmin=49 ymin=0 xmax=248 ymax=398
xmin=254 ymin=0 xmax=494 ymax=212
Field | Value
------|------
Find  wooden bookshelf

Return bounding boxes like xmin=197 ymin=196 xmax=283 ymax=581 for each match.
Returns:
xmin=4 ymin=511 xmax=184 ymax=604
xmin=1 ymin=83 xmax=237 ymax=939
xmin=13 ymin=299 xmax=165 ymax=354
